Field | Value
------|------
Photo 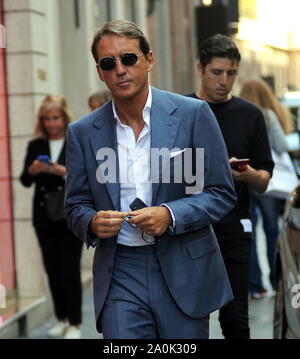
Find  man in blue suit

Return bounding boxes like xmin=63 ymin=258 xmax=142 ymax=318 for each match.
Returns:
xmin=65 ymin=20 xmax=236 ymax=339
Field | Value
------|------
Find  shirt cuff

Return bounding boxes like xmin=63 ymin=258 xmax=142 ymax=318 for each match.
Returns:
xmin=160 ymin=204 xmax=175 ymax=232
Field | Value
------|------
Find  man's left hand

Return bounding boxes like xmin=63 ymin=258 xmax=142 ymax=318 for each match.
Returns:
xmin=230 ymin=164 xmax=255 ymax=182
xmin=128 ymin=206 xmax=172 ymax=236
xmin=229 ymin=157 xmax=270 ymax=193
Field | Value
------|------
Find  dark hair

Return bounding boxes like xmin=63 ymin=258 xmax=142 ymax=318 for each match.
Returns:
xmin=198 ymin=34 xmax=241 ymax=69
xmin=91 ymin=20 xmax=151 ymax=63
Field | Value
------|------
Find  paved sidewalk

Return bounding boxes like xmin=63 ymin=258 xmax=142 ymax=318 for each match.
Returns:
xmin=25 ymin=281 xmax=274 ymax=339
xmin=210 ymin=296 xmax=274 ymax=339
xmin=26 ymin=283 xmax=100 ymax=339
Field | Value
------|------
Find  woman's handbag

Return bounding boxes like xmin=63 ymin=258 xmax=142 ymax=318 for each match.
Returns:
xmin=264 ymin=149 xmax=299 ymax=199
xmin=45 ymin=186 xmax=66 ymax=222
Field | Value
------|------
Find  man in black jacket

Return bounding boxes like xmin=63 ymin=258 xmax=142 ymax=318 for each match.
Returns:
xmin=187 ymin=34 xmax=274 ymax=339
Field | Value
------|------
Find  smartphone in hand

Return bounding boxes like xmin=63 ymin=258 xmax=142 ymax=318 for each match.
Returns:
xmin=123 ymin=198 xmax=148 ymax=227
xmin=230 ymin=158 xmax=250 ymax=172
xmin=129 ymin=198 xmax=148 ymax=211
xmin=37 ymin=155 xmax=51 ymax=164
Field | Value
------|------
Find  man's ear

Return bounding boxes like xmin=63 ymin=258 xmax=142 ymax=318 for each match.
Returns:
xmin=145 ymin=51 xmax=154 ymax=72
xmin=197 ymin=62 xmax=204 ymax=75
xmin=96 ymin=64 xmax=104 ymax=82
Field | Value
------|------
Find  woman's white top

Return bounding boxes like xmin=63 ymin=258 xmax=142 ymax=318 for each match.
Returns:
xmin=49 ymin=139 xmax=64 ymax=163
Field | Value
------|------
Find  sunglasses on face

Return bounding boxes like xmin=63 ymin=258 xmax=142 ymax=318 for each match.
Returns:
xmin=98 ymin=52 xmax=140 ymax=71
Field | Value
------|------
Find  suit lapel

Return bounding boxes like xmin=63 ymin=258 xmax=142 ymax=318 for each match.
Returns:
xmin=88 ymin=89 xmax=181 ymax=209
xmin=89 ymin=103 xmax=120 ymax=210
xmin=150 ymin=88 xmax=181 ymax=205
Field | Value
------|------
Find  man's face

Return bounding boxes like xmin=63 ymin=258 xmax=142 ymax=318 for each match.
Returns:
xmin=197 ymin=57 xmax=239 ymax=103
xmin=96 ymin=34 xmax=154 ymax=101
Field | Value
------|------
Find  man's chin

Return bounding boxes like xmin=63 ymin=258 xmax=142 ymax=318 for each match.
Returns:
xmin=113 ymin=87 xmax=137 ymax=100
xmin=213 ymin=93 xmax=230 ymax=103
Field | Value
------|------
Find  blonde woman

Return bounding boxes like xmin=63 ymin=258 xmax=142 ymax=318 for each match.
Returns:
xmin=240 ymin=79 xmax=292 ymax=298
xmin=20 ymin=95 xmax=82 ymax=338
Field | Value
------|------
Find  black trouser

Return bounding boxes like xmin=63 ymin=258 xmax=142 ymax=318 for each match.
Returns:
xmin=35 ymin=222 xmax=83 ymax=325
xmin=218 ymin=238 xmax=252 ymax=339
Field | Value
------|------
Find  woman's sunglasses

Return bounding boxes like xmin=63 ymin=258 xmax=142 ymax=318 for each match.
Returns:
xmin=98 ymin=52 xmax=140 ymax=71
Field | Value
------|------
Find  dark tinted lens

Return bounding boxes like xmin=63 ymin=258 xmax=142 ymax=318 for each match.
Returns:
xmin=99 ymin=57 xmax=115 ymax=71
xmin=121 ymin=53 xmax=138 ymax=66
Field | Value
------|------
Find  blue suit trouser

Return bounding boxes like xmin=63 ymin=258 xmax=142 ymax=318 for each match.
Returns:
xmin=100 ymin=244 xmax=209 ymax=339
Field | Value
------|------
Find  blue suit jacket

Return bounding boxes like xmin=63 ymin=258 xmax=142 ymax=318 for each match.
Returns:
xmin=65 ymin=87 xmax=236 ymax=331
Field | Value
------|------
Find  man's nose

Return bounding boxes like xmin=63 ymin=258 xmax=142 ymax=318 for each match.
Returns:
xmin=219 ymin=73 xmax=228 ymax=86
xmin=115 ymin=59 xmax=127 ymax=75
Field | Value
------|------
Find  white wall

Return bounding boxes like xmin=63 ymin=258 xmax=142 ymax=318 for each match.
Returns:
xmin=5 ymin=0 xmax=52 ymax=302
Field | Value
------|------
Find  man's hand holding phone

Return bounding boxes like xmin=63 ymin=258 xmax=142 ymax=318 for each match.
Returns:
xmin=229 ymin=157 xmax=255 ymax=183
xmin=230 ymin=158 xmax=250 ymax=172
xmin=229 ymin=157 xmax=271 ymax=192
xmin=127 ymin=198 xmax=172 ymax=236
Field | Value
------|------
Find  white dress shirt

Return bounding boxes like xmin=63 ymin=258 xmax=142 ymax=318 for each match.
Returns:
xmin=113 ymin=87 xmax=154 ymax=246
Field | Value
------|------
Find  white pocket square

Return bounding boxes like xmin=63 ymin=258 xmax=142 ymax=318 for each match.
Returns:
xmin=170 ymin=149 xmax=186 ymax=158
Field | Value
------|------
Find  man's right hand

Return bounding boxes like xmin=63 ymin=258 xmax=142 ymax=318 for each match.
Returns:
xmin=89 ymin=210 xmax=128 ymax=238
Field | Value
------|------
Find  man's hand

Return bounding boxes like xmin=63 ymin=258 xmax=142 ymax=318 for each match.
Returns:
xmin=90 ymin=210 xmax=128 ymax=238
xmin=128 ymin=206 xmax=172 ymax=236
xmin=229 ymin=157 xmax=271 ymax=193
xmin=28 ymin=160 xmax=50 ymax=176
xmin=230 ymin=156 xmax=253 ymax=182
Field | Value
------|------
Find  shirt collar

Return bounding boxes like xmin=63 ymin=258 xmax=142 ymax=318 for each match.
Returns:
xmin=112 ymin=86 xmax=152 ymax=127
